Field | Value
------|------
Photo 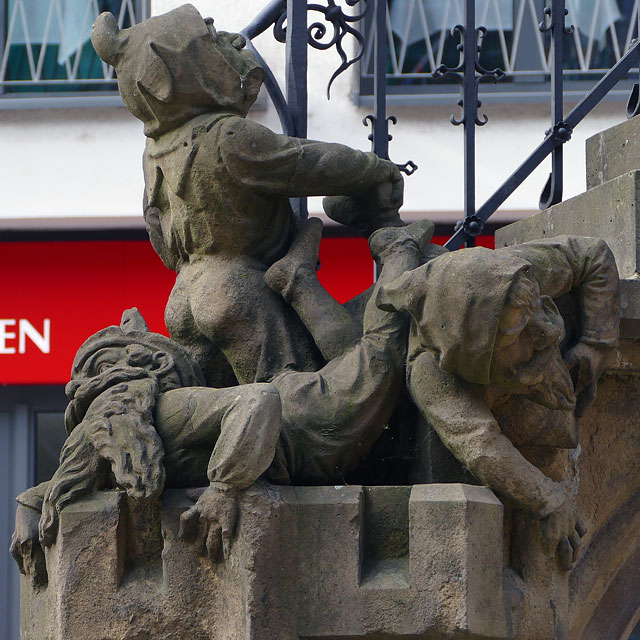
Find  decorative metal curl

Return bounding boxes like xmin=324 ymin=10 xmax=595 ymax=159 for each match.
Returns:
xmin=539 ymin=5 xmax=574 ymax=35
xmin=628 ymin=82 xmax=640 ymax=118
xmin=273 ymin=11 xmax=287 ymax=42
xmin=362 ymin=115 xmax=419 ymax=175
xmin=433 ymin=25 xmax=504 ymax=127
xmin=274 ymin=0 xmax=371 ymax=98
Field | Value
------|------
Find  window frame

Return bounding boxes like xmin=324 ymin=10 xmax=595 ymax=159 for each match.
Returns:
xmin=355 ymin=0 xmax=638 ymax=106
xmin=0 ymin=0 xmax=150 ymax=109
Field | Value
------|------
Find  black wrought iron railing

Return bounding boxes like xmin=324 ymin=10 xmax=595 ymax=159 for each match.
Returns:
xmin=360 ymin=0 xmax=640 ymax=102
xmin=243 ymin=0 xmax=640 ymax=249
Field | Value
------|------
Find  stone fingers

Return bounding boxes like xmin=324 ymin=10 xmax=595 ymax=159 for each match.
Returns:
xmin=178 ymin=505 xmax=201 ymax=542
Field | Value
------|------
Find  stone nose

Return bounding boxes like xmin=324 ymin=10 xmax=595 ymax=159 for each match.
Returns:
xmin=528 ymin=314 xmax=563 ymax=350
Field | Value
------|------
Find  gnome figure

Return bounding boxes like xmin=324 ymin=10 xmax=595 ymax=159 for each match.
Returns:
xmin=91 ymin=5 xmax=406 ymax=387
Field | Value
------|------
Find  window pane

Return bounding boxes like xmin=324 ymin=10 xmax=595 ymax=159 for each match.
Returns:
xmin=35 ymin=411 xmax=66 ymax=484
xmin=1 ymin=0 xmax=145 ymax=94
xmin=362 ymin=0 xmax=638 ymax=97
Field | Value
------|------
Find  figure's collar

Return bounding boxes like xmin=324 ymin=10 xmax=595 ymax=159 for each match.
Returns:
xmin=146 ymin=112 xmax=239 ymax=158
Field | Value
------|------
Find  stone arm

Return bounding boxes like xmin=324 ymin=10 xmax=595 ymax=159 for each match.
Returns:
xmin=408 ymin=350 xmax=567 ymax=518
xmin=503 ymin=235 xmax=620 ymax=349
xmin=219 ymin=117 xmax=402 ymax=219
xmin=156 ymin=384 xmax=282 ymax=561
xmin=156 ymin=385 xmax=282 ymax=491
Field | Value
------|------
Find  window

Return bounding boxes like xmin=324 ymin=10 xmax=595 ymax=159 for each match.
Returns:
xmin=0 ymin=0 xmax=148 ymax=103
xmin=358 ymin=0 xmax=639 ymax=103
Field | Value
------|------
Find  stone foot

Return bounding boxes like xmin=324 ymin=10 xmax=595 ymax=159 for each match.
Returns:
xmin=369 ymin=219 xmax=435 ymax=260
xmin=265 ymin=217 xmax=324 ymax=302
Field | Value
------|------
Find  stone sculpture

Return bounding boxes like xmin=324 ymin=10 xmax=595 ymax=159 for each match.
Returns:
xmin=11 ymin=4 xmax=629 ymax=639
xmin=377 ymin=235 xmax=620 ymax=569
xmin=11 ymin=219 xmax=436 ymax=572
xmin=90 ymin=4 xmax=405 ymax=387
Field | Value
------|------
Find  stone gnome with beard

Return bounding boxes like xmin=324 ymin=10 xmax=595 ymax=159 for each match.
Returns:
xmin=376 ymin=235 xmax=620 ymax=570
xmin=10 ymin=309 xmax=206 ymax=585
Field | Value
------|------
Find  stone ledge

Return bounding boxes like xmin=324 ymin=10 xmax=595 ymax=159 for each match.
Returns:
xmin=21 ymin=484 xmax=514 ymax=640
xmin=495 ymin=170 xmax=640 ymax=280
xmin=586 ymin=116 xmax=640 ymax=189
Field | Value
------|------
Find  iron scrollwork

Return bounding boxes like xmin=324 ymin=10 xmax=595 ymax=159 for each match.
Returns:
xmin=432 ymin=25 xmax=505 ymax=127
xmin=362 ymin=115 xmax=419 ymax=175
xmin=275 ymin=0 xmax=371 ymax=98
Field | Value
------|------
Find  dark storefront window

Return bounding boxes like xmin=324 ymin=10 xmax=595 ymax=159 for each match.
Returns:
xmin=34 ymin=411 xmax=66 ymax=484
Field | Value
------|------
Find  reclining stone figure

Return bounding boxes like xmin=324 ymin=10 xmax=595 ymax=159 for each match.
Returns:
xmin=91 ymin=4 xmax=405 ymax=387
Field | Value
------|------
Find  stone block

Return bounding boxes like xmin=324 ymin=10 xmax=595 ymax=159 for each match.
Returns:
xmin=495 ymin=171 xmax=640 ymax=279
xmin=586 ymin=115 xmax=640 ymax=189
xmin=494 ymin=177 xmax=640 ymax=338
xmin=409 ymin=484 xmax=508 ymax=639
xmin=279 ymin=485 xmax=365 ymax=637
xmin=21 ymin=483 xmax=514 ymax=640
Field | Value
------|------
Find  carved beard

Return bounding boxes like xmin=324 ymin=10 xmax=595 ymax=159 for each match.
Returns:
xmin=40 ymin=372 xmax=166 ymax=543
xmin=516 ymin=346 xmax=577 ymax=412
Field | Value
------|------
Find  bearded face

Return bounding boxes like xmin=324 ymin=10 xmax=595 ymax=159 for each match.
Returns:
xmin=490 ymin=288 xmax=577 ymax=412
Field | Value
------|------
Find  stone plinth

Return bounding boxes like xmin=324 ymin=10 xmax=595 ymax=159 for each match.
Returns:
xmin=586 ymin=114 xmax=640 ymax=189
xmin=22 ymin=483 xmax=515 ymax=640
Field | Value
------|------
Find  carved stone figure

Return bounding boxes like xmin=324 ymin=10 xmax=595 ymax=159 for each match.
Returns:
xmin=12 ymin=4 xmax=632 ymax=638
xmin=377 ymin=235 xmax=620 ymax=569
xmin=91 ymin=4 xmax=405 ymax=387
xmin=11 ymin=220 xmax=437 ymax=576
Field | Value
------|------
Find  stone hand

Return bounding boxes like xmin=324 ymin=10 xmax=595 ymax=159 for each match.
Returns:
xmin=11 ymin=504 xmax=47 ymax=587
xmin=179 ymin=485 xmax=238 ymax=561
xmin=563 ymin=341 xmax=610 ymax=416
xmin=541 ymin=497 xmax=586 ymax=571
xmin=370 ymin=159 xmax=404 ymax=215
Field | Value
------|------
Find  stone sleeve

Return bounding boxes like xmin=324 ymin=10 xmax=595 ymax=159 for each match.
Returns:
xmin=504 ymin=235 xmax=620 ymax=348
xmin=219 ymin=117 xmax=384 ymax=197
xmin=16 ymin=482 xmax=48 ymax=512
xmin=408 ymin=350 xmax=567 ymax=518
xmin=156 ymin=385 xmax=282 ymax=491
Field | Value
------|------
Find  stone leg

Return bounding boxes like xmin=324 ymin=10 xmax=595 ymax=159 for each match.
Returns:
xmin=272 ymin=223 xmax=432 ymax=484
xmin=265 ymin=217 xmax=362 ymax=361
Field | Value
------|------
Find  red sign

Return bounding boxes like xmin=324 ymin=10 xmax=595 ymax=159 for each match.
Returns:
xmin=1 ymin=238 xmax=374 ymax=385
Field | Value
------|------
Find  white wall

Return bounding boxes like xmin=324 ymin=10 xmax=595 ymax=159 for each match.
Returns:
xmin=0 ymin=0 xmax=630 ymax=228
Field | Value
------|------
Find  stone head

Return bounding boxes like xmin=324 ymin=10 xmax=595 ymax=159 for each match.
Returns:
xmin=64 ymin=308 xmax=204 ymax=433
xmin=376 ymin=247 xmax=576 ymax=411
xmin=91 ymin=4 xmax=265 ymax=137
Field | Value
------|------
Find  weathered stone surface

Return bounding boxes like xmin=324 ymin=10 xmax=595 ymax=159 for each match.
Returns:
xmin=21 ymin=483 xmax=517 ymax=640
xmin=495 ymin=170 xmax=640 ymax=279
xmin=586 ymin=115 xmax=640 ymax=189
xmin=496 ymin=205 xmax=640 ymax=639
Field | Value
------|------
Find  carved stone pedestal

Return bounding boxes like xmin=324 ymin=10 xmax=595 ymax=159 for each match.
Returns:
xmin=22 ymin=484 xmax=518 ymax=640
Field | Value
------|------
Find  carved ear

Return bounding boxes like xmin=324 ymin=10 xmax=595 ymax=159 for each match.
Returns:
xmin=91 ymin=12 xmax=124 ymax=66
xmin=137 ymin=41 xmax=174 ymax=103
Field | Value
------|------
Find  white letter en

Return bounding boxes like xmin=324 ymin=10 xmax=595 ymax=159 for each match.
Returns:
xmin=0 ymin=319 xmax=17 ymax=354
xmin=19 ymin=319 xmax=51 ymax=354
